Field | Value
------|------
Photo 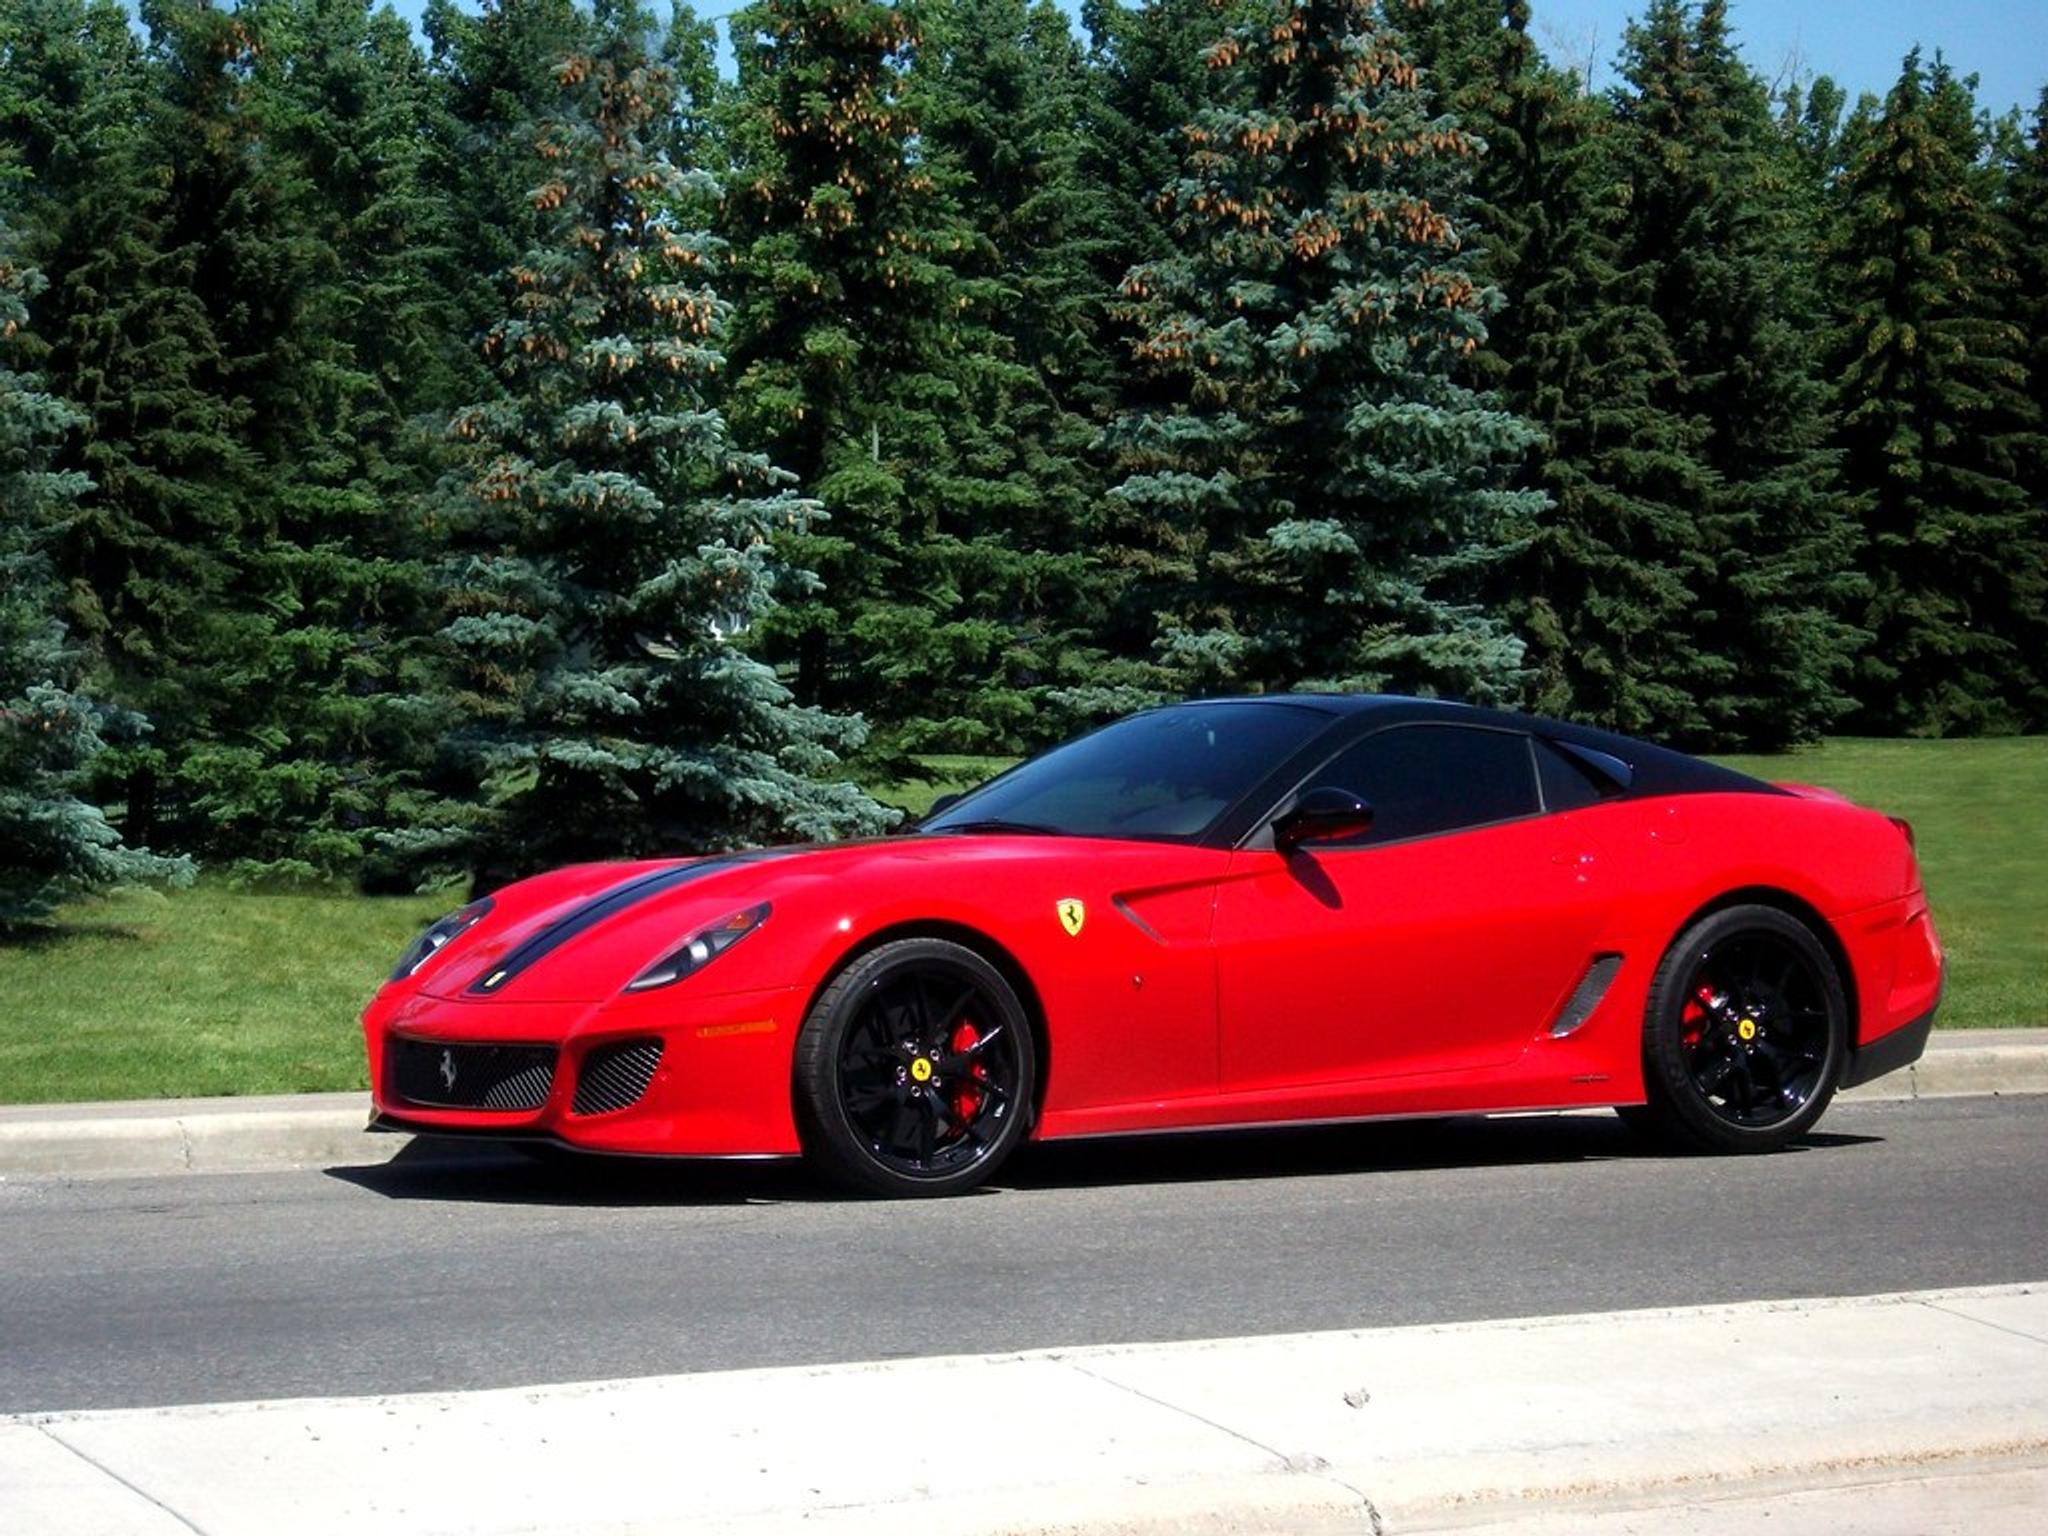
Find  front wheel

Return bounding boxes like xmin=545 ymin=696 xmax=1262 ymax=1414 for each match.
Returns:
xmin=793 ymin=939 xmax=1036 ymax=1197
xmin=1631 ymin=905 xmax=1847 ymax=1153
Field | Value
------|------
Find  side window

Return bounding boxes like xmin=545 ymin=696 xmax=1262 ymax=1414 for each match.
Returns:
xmin=1310 ymin=725 xmax=1541 ymax=844
xmin=1534 ymin=739 xmax=1618 ymax=812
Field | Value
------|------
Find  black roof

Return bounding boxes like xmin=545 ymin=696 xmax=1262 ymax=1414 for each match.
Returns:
xmin=1163 ymin=693 xmax=1780 ymax=799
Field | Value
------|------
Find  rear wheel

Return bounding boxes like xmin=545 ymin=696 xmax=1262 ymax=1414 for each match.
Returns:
xmin=1630 ymin=904 xmax=1847 ymax=1153
xmin=794 ymin=939 xmax=1035 ymax=1197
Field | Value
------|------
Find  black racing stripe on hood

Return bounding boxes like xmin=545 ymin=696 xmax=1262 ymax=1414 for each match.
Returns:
xmin=467 ymin=851 xmax=791 ymax=995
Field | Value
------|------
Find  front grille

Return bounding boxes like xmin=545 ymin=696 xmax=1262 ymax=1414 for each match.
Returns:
xmin=572 ymin=1039 xmax=664 ymax=1117
xmin=390 ymin=1040 xmax=556 ymax=1111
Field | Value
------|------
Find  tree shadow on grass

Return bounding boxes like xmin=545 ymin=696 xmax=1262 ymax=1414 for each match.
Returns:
xmin=324 ymin=1112 xmax=1881 ymax=1208
xmin=0 ymin=919 xmax=150 ymax=949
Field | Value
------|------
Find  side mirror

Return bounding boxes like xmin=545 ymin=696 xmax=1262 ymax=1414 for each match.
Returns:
xmin=1273 ymin=787 xmax=1374 ymax=852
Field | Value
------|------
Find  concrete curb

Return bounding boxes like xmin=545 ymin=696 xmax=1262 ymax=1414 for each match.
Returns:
xmin=1836 ymin=1027 xmax=2048 ymax=1102
xmin=2 ymin=1029 xmax=2044 ymax=1181
xmin=0 ymin=1092 xmax=386 ymax=1179
xmin=4 ymin=1284 xmax=2046 ymax=1535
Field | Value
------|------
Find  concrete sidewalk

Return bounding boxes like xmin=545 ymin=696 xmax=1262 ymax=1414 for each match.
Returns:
xmin=2 ymin=1028 xmax=2043 ymax=1181
xmin=4 ymin=1284 xmax=2044 ymax=1535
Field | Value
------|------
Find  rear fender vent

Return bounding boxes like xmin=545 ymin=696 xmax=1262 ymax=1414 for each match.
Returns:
xmin=572 ymin=1039 xmax=665 ymax=1117
xmin=1550 ymin=953 xmax=1624 ymax=1039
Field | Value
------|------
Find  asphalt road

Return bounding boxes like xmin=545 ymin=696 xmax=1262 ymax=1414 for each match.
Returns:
xmin=2 ymin=1094 xmax=2044 ymax=1415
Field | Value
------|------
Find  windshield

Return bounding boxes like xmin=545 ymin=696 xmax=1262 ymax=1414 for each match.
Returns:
xmin=920 ymin=703 xmax=1337 ymax=843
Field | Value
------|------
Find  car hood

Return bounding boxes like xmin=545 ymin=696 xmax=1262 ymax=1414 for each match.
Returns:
xmin=408 ymin=834 xmax=1122 ymax=1005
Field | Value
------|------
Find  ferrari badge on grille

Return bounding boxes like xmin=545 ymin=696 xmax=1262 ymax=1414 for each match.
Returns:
xmin=1057 ymin=898 xmax=1085 ymax=937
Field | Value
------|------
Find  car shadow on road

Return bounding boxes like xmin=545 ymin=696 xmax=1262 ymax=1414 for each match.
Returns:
xmin=324 ymin=1135 xmax=827 ymax=1206
xmin=323 ymin=1112 xmax=1881 ymax=1207
xmin=1003 ymin=1113 xmax=1878 ymax=1191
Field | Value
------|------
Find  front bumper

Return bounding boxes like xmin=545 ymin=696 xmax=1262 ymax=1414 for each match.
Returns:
xmin=361 ymin=983 xmax=807 ymax=1156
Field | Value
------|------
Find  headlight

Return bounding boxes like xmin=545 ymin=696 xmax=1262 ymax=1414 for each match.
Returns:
xmin=625 ymin=903 xmax=770 ymax=992
xmin=390 ymin=898 xmax=494 ymax=981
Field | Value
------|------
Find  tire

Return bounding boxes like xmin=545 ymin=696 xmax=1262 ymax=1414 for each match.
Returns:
xmin=1632 ymin=904 xmax=1848 ymax=1154
xmin=793 ymin=938 xmax=1037 ymax=1197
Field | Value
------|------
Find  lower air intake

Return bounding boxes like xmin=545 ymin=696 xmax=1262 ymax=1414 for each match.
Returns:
xmin=572 ymin=1039 xmax=665 ymax=1117
xmin=390 ymin=1040 xmax=556 ymax=1111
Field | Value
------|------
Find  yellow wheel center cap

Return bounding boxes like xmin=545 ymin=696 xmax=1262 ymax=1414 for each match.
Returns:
xmin=910 ymin=1057 xmax=934 ymax=1084
xmin=1738 ymin=1018 xmax=1758 ymax=1042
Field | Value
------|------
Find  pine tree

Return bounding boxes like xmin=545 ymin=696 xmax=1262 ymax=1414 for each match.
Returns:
xmin=912 ymin=0 xmax=1122 ymax=742
xmin=0 ymin=241 xmax=192 ymax=923
xmin=142 ymin=0 xmax=462 ymax=876
xmin=404 ymin=0 xmax=891 ymax=883
xmin=424 ymin=0 xmax=599 ymax=402
xmin=2008 ymin=92 xmax=2048 ymax=451
xmin=2001 ymin=89 xmax=2048 ymax=722
xmin=1607 ymin=0 xmax=1863 ymax=747
xmin=1828 ymin=54 xmax=2047 ymax=733
xmin=1 ymin=0 xmax=262 ymax=849
xmin=1078 ymin=0 xmax=1242 ymax=276
xmin=1403 ymin=0 xmax=1716 ymax=736
xmin=723 ymin=0 xmax=1085 ymax=753
xmin=1103 ymin=0 xmax=1539 ymax=701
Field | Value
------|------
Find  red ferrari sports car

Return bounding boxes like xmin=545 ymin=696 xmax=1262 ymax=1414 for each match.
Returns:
xmin=364 ymin=696 xmax=1943 ymax=1195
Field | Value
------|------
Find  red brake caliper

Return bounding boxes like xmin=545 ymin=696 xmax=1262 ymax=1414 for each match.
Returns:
xmin=1682 ymin=986 xmax=1715 ymax=1049
xmin=948 ymin=1020 xmax=986 ymax=1128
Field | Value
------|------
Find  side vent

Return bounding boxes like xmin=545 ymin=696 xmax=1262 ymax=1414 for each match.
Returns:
xmin=1550 ymin=954 xmax=1624 ymax=1038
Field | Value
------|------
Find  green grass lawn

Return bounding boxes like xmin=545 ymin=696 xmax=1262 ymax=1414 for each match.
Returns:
xmin=0 ymin=738 xmax=2037 ymax=1105
xmin=1710 ymin=737 xmax=2044 ymax=1032
xmin=0 ymin=883 xmax=450 ymax=1104
xmin=867 ymin=753 xmax=1016 ymax=818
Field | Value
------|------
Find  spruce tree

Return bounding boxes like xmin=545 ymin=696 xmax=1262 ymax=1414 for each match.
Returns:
xmin=1607 ymin=0 xmax=1863 ymax=747
xmin=1403 ymin=0 xmax=1716 ymax=736
xmin=2008 ymin=91 xmax=2048 ymax=461
xmin=1103 ymin=0 xmax=1539 ymax=701
xmin=149 ymin=0 xmax=461 ymax=876
xmin=912 ymin=0 xmax=1122 ymax=742
xmin=2001 ymin=89 xmax=2048 ymax=724
xmin=0 ymin=242 xmax=192 ymax=922
xmin=723 ymin=0 xmax=1082 ymax=753
xmin=1828 ymin=54 xmax=2047 ymax=733
xmin=405 ymin=0 xmax=890 ymax=883
xmin=1078 ymin=0 xmax=1242 ymax=276
xmin=425 ymin=0 xmax=599 ymax=403
xmin=1 ymin=0 xmax=260 ymax=849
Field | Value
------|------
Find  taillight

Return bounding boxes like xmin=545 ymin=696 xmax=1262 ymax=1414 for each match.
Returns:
xmin=1887 ymin=815 xmax=1915 ymax=850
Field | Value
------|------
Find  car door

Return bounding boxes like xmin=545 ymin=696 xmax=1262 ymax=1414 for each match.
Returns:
xmin=1213 ymin=723 xmax=1615 ymax=1097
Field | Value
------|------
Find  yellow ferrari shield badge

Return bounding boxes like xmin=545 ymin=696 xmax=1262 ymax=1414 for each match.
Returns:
xmin=1056 ymin=898 xmax=1086 ymax=937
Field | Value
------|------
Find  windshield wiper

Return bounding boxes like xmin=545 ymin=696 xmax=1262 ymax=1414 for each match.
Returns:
xmin=923 ymin=818 xmax=1066 ymax=837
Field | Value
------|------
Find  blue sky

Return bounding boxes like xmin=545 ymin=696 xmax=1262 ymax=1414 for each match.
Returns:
xmin=383 ymin=0 xmax=2044 ymax=118
xmin=1527 ymin=1 xmax=2042 ymax=117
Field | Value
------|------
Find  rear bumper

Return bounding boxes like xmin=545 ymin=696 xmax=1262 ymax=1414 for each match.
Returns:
xmin=1841 ymin=963 xmax=1944 ymax=1090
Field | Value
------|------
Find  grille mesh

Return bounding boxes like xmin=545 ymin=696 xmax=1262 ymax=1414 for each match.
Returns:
xmin=572 ymin=1039 xmax=664 ymax=1117
xmin=390 ymin=1040 xmax=556 ymax=1111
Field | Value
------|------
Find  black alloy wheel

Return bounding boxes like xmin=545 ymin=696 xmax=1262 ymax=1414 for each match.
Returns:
xmin=794 ymin=938 xmax=1036 ymax=1196
xmin=1629 ymin=904 xmax=1847 ymax=1153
